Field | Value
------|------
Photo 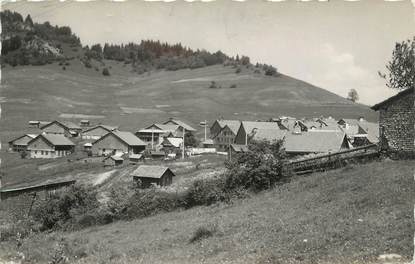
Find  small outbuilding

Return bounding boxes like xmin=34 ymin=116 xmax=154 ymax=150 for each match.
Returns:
xmin=131 ymin=165 xmax=175 ymax=188
xmin=103 ymin=155 xmax=124 ymax=166
xmin=371 ymin=87 xmax=414 ymax=155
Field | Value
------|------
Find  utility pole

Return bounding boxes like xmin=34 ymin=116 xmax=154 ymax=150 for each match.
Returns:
xmin=151 ymin=128 xmax=154 ymax=150
xmin=204 ymin=120 xmax=207 ymax=141
xmin=182 ymin=128 xmax=185 ymax=159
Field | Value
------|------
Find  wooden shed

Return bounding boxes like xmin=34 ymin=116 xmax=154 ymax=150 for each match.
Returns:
xmin=131 ymin=165 xmax=175 ymax=188
xmin=103 ymin=155 xmax=124 ymax=166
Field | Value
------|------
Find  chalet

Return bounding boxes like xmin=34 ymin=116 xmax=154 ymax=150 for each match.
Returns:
xmin=213 ymin=122 xmax=241 ymax=151
xmin=40 ymin=120 xmax=82 ymax=137
xmin=28 ymin=120 xmax=50 ymax=128
xmin=103 ymin=155 xmax=124 ymax=166
xmin=371 ymin=87 xmax=414 ymax=155
xmin=163 ymin=118 xmax=196 ymax=133
xmin=136 ymin=124 xmax=181 ymax=148
xmin=132 ymin=165 xmax=175 ymax=188
xmin=284 ymin=130 xmax=351 ymax=156
xmin=8 ymin=134 xmax=37 ymax=152
xmin=26 ymin=134 xmax=75 ymax=158
xmin=0 ymin=175 xmax=76 ymax=202
xmin=210 ymin=120 xmax=241 ymax=138
xmin=81 ymin=124 xmax=118 ymax=140
xmin=161 ymin=137 xmax=183 ymax=153
xmin=234 ymin=121 xmax=284 ymax=145
xmin=91 ymin=131 xmax=146 ymax=156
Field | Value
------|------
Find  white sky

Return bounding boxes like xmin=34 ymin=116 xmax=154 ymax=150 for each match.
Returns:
xmin=3 ymin=0 xmax=415 ymax=105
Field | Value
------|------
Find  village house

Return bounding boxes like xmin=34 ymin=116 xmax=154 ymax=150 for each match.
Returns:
xmin=284 ymin=130 xmax=352 ymax=156
xmin=28 ymin=120 xmax=50 ymax=128
xmin=80 ymin=120 xmax=90 ymax=127
xmin=81 ymin=124 xmax=118 ymax=140
xmin=163 ymin=118 xmax=197 ymax=133
xmin=210 ymin=119 xmax=241 ymax=138
xmin=26 ymin=134 xmax=75 ymax=158
xmin=234 ymin=121 xmax=284 ymax=145
xmin=371 ymin=87 xmax=414 ymax=155
xmin=212 ymin=122 xmax=241 ymax=151
xmin=103 ymin=155 xmax=124 ymax=166
xmin=136 ymin=123 xmax=181 ymax=149
xmin=8 ymin=134 xmax=37 ymax=152
xmin=91 ymin=130 xmax=146 ymax=156
xmin=132 ymin=165 xmax=175 ymax=188
xmin=40 ymin=120 xmax=82 ymax=137
xmin=161 ymin=137 xmax=183 ymax=153
xmin=337 ymin=118 xmax=379 ymax=146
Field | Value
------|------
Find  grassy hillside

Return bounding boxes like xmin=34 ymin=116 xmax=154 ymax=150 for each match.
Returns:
xmin=0 ymin=160 xmax=412 ymax=263
xmin=0 ymin=60 xmax=376 ymax=143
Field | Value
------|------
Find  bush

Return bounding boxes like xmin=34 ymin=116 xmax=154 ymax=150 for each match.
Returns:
xmin=189 ymin=225 xmax=216 ymax=243
xmin=230 ymin=84 xmax=237 ymax=88
xmin=20 ymin=151 xmax=28 ymax=159
xmin=209 ymin=81 xmax=217 ymax=89
xmin=102 ymin=68 xmax=110 ymax=76
xmin=32 ymin=185 xmax=99 ymax=231
xmin=235 ymin=67 xmax=241 ymax=74
xmin=185 ymin=178 xmax=227 ymax=207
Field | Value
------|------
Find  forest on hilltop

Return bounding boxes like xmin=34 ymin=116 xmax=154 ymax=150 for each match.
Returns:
xmin=1 ymin=10 xmax=278 ymax=76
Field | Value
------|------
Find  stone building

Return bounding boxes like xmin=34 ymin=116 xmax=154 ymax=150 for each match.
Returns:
xmin=371 ymin=87 xmax=414 ymax=156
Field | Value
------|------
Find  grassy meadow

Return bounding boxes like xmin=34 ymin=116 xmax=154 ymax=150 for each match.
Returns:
xmin=0 ymin=160 xmax=412 ymax=264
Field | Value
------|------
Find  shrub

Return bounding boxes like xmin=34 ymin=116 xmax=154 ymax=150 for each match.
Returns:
xmin=62 ymin=66 xmax=66 ymax=70
xmin=189 ymin=225 xmax=216 ymax=243
xmin=20 ymin=151 xmax=28 ymax=159
xmin=185 ymin=178 xmax=227 ymax=207
xmin=32 ymin=185 xmax=99 ymax=231
xmin=230 ymin=84 xmax=237 ymax=88
xmin=102 ymin=68 xmax=110 ymax=76
xmin=235 ymin=67 xmax=241 ymax=74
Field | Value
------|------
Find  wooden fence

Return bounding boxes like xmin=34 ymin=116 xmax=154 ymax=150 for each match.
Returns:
xmin=288 ymin=144 xmax=379 ymax=175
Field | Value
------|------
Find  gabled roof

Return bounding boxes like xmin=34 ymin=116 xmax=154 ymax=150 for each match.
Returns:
xmin=164 ymin=119 xmax=196 ymax=132
xmin=216 ymin=120 xmax=241 ymax=132
xmin=202 ymin=139 xmax=214 ymax=145
xmin=94 ymin=131 xmax=146 ymax=146
xmin=112 ymin=131 xmax=146 ymax=146
xmin=82 ymin=124 xmax=118 ymax=134
xmin=0 ymin=175 xmax=75 ymax=193
xmin=8 ymin=134 xmax=37 ymax=145
xmin=371 ymin=87 xmax=414 ymax=111
xmin=104 ymin=155 xmax=124 ymax=161
xmin=250 ymin=128 xmax=287 ymax=142
xmin=163 ymin=137 xmax=183 ymax=148
xmin=131 ymin=165 xmax=175 ymax=178
xmin=284 ymin=131 xmax=349 ymax=154
xmin=28 ymin=134 xmax=75 ymax=147
xmin=145 ymin=123 xmax=180 ymax=132
xmin=241 ymin=121 xmax=281 ymax=133
xmin=40 ymin=120 xmax=81 ymax=131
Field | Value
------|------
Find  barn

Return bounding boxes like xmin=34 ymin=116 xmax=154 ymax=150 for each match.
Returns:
xmin=26 ymin=134 xmax=75 ymax=158
xmin=91 ymin=131 xmax=146 ymax=156
xmin=8 ymin=134 xmax=38 ymax=152
xmin=132 ymin=165 xmax=175 ymax=188
xmin=81 ymin=124 xmax=118 ymax=140
xmin=371 ymin=87 xmax=414 ymax=156
xmin=40 ymin=120 xmax=82 ymax=137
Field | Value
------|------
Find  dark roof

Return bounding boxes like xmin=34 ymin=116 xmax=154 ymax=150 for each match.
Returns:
xmin=131 ymin=165 xmax=175 ymax=179
xmin=40 ymin=120 xmax=81 ymax=131
xmin=371 ymin=87 xmax=414 ymax=111
xmin=0 ymin=175 xmax=75 ymax=193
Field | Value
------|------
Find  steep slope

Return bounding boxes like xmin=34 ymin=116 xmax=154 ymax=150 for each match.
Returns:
xmin=0 ymin=60 xmax=376 ymax=142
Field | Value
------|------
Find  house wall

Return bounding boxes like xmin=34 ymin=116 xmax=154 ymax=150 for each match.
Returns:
xmin=214 ymin=126 xmax=236 ymax=151
xmin=82 ymin=127 xmax=110 ymax=140
xmin=92 ymin=134 xmax=129 ymax=156
xmin=379 ymin=91 xmax=415 ymax=153
xmin=210 ymin=121 xmax=222 ymax=138
xmin=27 ymin=136 xmax=55 ymax=158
